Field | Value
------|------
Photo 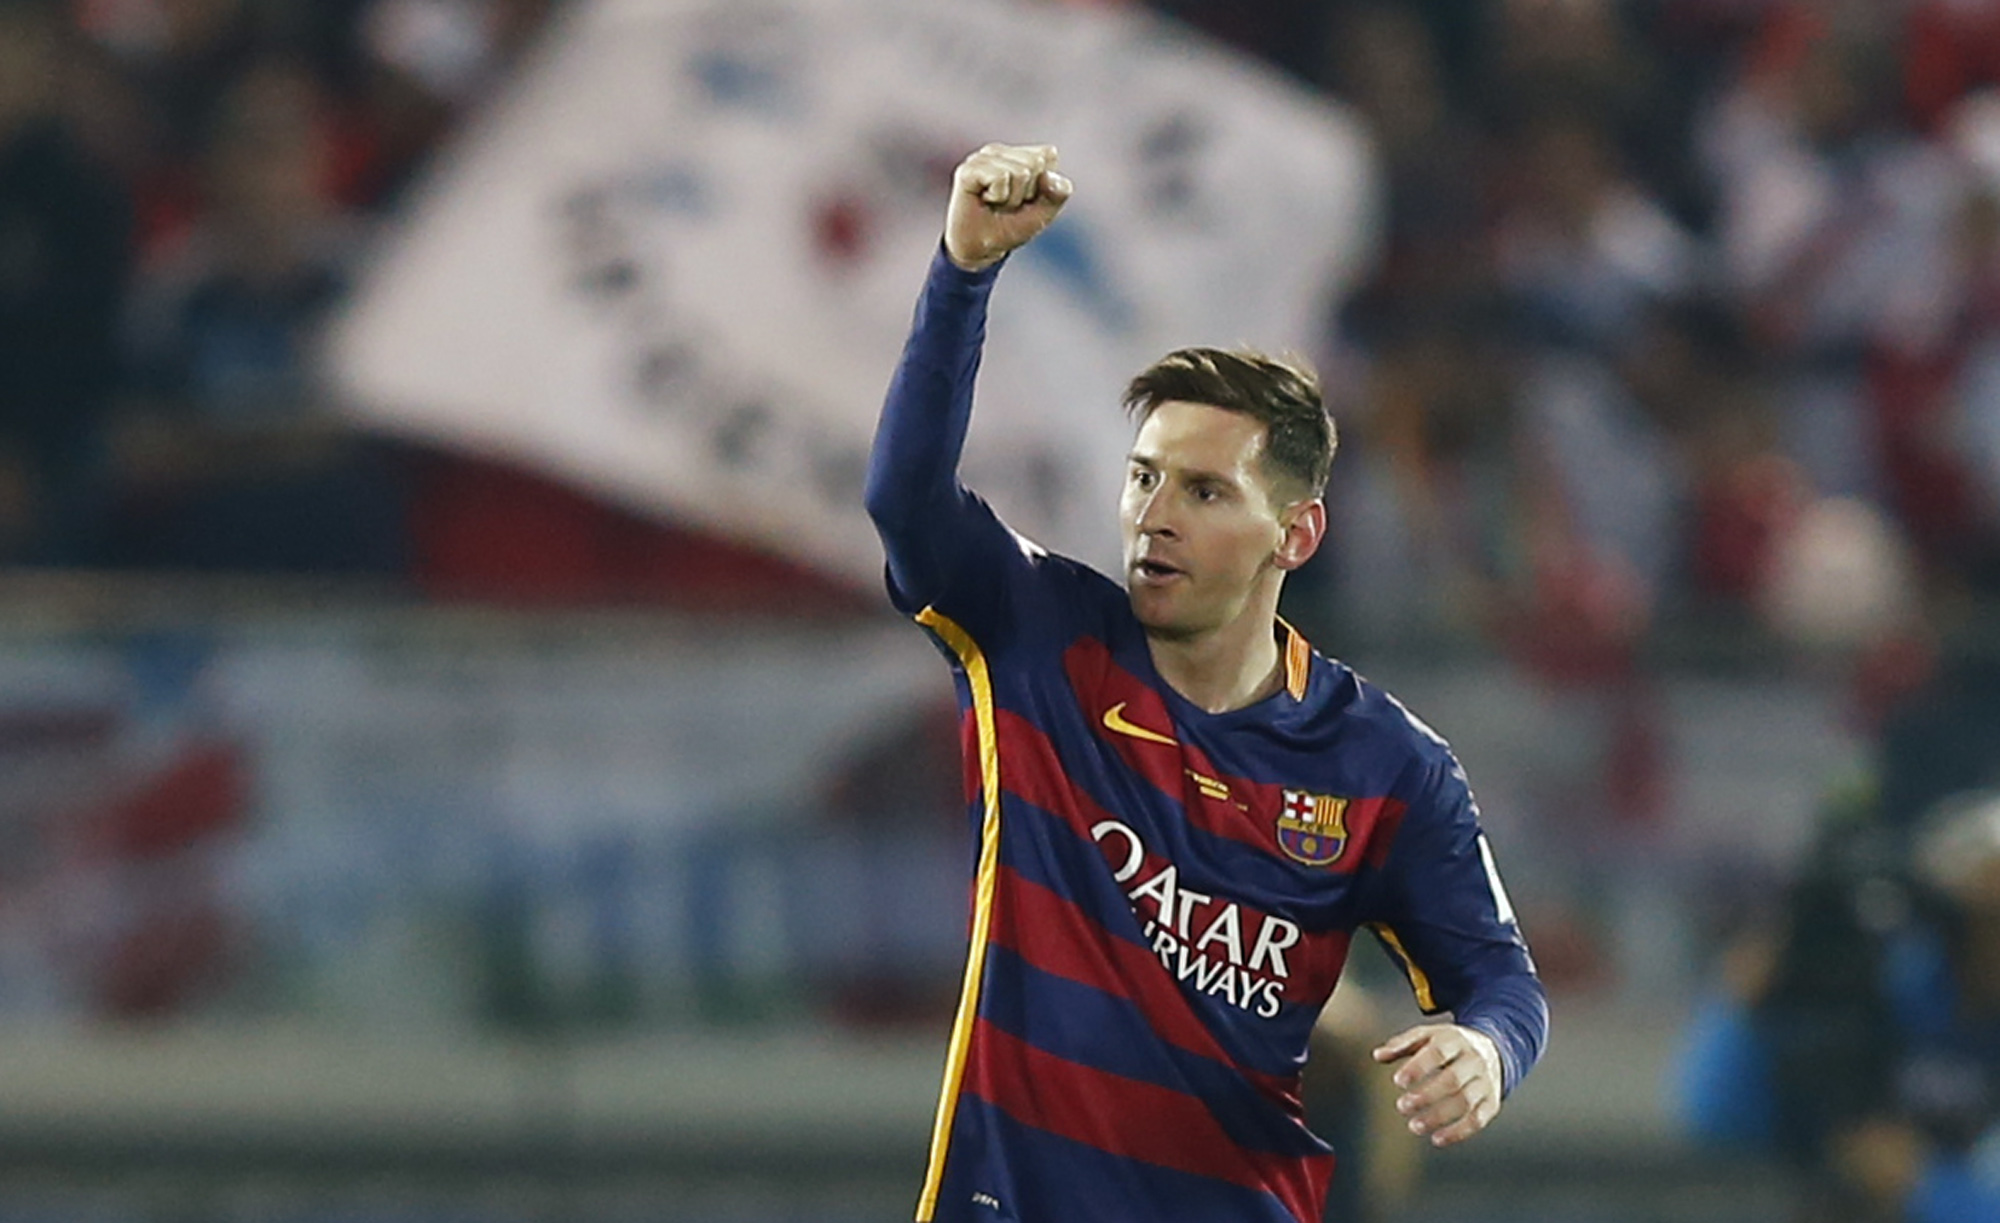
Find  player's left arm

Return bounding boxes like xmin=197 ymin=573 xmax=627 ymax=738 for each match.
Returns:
xmin=1362 ymin=753 xmax=1548 ymax=1148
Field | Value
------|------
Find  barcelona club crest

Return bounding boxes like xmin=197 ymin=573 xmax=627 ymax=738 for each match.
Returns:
xmin=1277 ymin=790 xmax=1349 ymax=867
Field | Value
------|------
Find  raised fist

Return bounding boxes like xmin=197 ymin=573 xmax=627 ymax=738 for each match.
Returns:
xmin=944 ymin=143 xmax=1073 ymax=272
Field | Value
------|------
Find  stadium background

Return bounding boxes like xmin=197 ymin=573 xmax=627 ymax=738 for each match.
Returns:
xmin=0 ymin=0 xmax=1997 ymax=1219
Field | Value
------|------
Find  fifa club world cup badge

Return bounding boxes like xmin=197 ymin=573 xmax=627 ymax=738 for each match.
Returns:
xmin=1276 ymin=790 xmax=1349 ymax=866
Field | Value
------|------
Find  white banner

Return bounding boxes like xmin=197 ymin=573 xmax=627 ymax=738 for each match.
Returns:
xmin=326 ymin=0 xmax=1379 ymax=585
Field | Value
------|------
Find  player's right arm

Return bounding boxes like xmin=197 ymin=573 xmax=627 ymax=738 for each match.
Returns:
xmin=863 ymin=145 xmax=1071 ymax=623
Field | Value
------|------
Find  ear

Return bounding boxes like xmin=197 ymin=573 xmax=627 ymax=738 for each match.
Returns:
xmin=1274 ymin=499 xmax=1326 ymax=572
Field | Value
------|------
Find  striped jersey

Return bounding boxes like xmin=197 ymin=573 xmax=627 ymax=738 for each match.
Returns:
xmin=865 ymin=247 xmax=1548 ymax=1223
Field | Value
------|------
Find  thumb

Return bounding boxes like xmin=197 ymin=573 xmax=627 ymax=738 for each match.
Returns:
xmin=1372 ymin=1025 xmax=1432 ymax=1063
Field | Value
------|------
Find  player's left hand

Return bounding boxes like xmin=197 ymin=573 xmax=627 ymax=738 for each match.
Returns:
xmin=1372 ymin=1023 xmax=1504 ymax=1148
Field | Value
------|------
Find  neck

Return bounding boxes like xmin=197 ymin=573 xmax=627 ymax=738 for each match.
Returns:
xmin=1147 ymin=592 xmax=1286 ymax=714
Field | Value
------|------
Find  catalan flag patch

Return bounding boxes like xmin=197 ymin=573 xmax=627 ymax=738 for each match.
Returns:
xmin=1275 ymin=789 xmax=1349 ymax=867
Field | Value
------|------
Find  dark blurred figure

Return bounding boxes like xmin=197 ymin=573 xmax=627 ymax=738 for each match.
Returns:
xmin=1906 ymin=0 xmax=2000 ymax=136
xmin=802 ymin=699 xmax=964 ymax=1028
xmin=1146 ymin=0 xmax=1330 ymax=88
xmin=1859 ymin=101 xmax=2000 ymax=598
xmin=1879 ymin=639 xmax=2000 ymax=842
xmin=1316 ymin=2 xmax=1519 ymax=647
xmin=292 ymin=0 xmax=557 ymax=210
xmin=1494 ymin=104 xmax=1696 ymax=357
xmin=1482 ymin=0 xmax=1656 ymax=130
xmin=1304 ymin=982 xmax=1421 ymax=1223
xmin=1675 ymin=787 xmax=2000 ymax=1223
xmin=1697 ymin=5 xmax=1911 ymax=503
xmin=72 ymin=0 xmax=262 ymax=256
xmin=0 ymin=0 xmax=132 ymax=564
xmin=106 ymin=57 xmax=407 ymax=575
xmin=1323 ymin=3 xmax=1492 ymax=345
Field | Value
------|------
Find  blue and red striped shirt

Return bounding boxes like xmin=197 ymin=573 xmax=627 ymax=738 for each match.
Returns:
xmin=866 ymin=246 xmax=1547 ymax=1223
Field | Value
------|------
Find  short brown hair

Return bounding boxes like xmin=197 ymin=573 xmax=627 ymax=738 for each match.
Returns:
xmin=1122 ymin=348 xmax=1336 ymax=500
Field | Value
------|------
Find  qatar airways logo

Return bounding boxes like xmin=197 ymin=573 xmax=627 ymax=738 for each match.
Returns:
xmin=1091 ymin=819 xmax=1299 ymax=1020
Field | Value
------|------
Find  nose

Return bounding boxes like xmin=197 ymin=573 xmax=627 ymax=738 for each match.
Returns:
xmin=1132 ymin=487 xmax=1177 ymax=538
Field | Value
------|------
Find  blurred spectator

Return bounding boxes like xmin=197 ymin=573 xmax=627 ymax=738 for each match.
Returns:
xmin=1324 ymin=317 xmax=1521 ymax=647
xmin=105 ymin=56 xmax=407 ymax=574
xmin=1906 ymin=0 xmax=2000 ymax=136
xmin=1695 ymin=6 xmax=1910 ymax=502
xmin=1492 ymin=107 xmax=1699 ymax=650
xmin=1675 ymin=788 xmax=2000 ymax=1223
xmin=1146 ymin=0 xmax=1329 ymax=87
xmin=1305 ymin=981 xmax=1421 ymax=1223
xmin=341 ymin=0 xmax=555 ymax=208
xmin=1494 ymin=105 xmax=1697 ymax=356
xmin=1319 ymin=3 xmax=1520 ymax=646
xmin=1321 ymin=3 xmax=1494 ymax=358
xmin=0 ymin=0 xmax=132 ymax=564
xmin=74 ymin=0 xmax=263 ymax=255
xmin=1879 ymin=639 xmax=2000 ymax=840
xmin=1866 ymin=91 xmax=2000 ymax=593
xmin=799 ymin=699 xmax=965 ymax=1028
xmin=1480 ymin=0 xmax=1655 ymax=138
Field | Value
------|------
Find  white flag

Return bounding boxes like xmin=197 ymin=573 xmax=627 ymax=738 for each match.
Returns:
xmin=326 ymin=0 xmax=1379 ymax=586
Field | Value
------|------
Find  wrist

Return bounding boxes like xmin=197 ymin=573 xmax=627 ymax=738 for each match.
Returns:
xmin=1459 ymin=1024 xmax=1504 ymax=1089
xmin=944 ymin=241 xmax=1004 ymax=273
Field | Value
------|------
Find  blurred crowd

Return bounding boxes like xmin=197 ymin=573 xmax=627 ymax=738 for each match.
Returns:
xmin=10 ymin=0 xmax=903 ymax=607
xmin=8 ymin=0 xmax=2000 ymax=640
xmin=0 ymin=0 xmax=558 ymax=575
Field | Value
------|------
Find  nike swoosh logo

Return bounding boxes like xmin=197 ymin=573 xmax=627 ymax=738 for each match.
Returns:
xmin=1101 ymin=702 xmax=1177 ymax=746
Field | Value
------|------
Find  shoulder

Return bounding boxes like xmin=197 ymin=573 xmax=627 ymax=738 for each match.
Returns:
xmin=967 ymin=523 xmax=1122 ymax=605
xmin=1257 ymin=655 xmax=1464 ymax=820
xmin=1018 ymin=547 xmax=1135 ymax=642
xmin=936 ymin=531 xmax=1133 ymax=656
xmin=1331 ymin=666 xmax=1461 ymax=788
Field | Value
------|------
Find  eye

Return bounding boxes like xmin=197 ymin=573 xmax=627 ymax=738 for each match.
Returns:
xmin=1130 ymin=467 xmax=1157 ymax=490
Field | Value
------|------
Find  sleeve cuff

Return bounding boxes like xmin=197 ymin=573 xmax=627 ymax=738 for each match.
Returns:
xmin=931 ymin=240 xmax=1007 ymax=289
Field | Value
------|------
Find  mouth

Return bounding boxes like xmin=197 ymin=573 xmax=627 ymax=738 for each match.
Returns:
xmin=1131 ymin=558 xmax=1185 ymax=584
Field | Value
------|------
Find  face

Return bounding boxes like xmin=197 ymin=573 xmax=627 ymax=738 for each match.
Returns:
xmin=1120 ymin=401 xmax=1321 ymax=641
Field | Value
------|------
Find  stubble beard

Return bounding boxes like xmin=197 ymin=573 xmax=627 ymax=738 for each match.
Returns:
xmin=1126 ymin=582 xmax=1196 ymax=643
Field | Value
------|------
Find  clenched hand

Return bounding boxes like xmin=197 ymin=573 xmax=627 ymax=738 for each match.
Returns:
xmin=944 ymin=143 xmax=1073 ymax=272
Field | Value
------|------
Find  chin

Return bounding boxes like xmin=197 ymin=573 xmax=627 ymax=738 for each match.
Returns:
xmin=1126 ymin=592 xmax=1200 ymax=641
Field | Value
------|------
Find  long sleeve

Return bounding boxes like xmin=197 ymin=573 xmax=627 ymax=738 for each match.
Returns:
xmin=1366 ymin=755 xmax=1549 ymax=1096
xmin=864 ymin=244 xmax=1007 ymax=614
xmin=1456 ymin=971 xmax=1552 ymax=1098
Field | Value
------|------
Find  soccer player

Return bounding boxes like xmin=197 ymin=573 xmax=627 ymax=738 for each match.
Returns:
xmin=865 ymin=143 xmax=1548 ymax=1223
